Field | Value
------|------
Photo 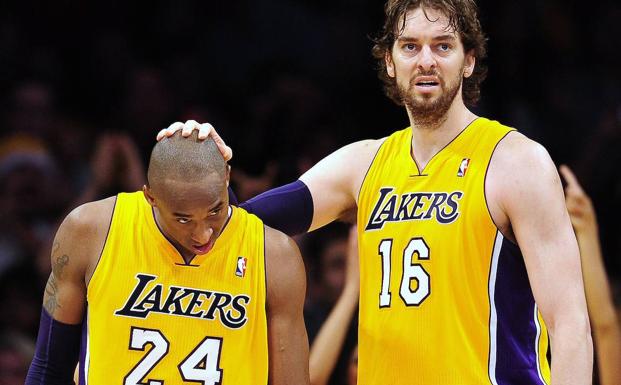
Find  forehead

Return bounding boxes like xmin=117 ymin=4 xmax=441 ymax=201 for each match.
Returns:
xmin=396 ymin=7 xmax=458 ymax=40
xmin=156 ymin=176 xmax=226 ymax=213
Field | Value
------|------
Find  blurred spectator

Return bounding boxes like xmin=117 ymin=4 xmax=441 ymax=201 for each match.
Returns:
xmin=0 ymin=332 xmax=34 ymax=385
xmin=561 ymin=165 xmax=621 ymax=385
xmin=310 ymin=226 xmax=358 ymax=385
xmin=6 ymin=82 xmax=57 ymax=140
xmin=0 ymin=135 xmax=65 ymax=275
xmin=74 ymin=132 xmax=146 ymax=205
xmin=0 ymin=264 xmax=42 ymax=339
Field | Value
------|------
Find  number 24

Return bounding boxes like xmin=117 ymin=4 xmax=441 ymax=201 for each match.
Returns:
xmin=125 ymin=327 xmax=224 ymax=385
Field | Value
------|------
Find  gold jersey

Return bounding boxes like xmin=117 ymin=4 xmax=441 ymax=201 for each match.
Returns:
xmin=357 ymin=118 xmax=550 ymax=384
xmin=79 ymin=192 xmax=268 ymax=385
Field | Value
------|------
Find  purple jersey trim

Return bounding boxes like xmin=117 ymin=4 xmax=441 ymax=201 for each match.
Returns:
xmin=79 ymin=305 xmax=88 ymax=385
xmin=490 ymin=233 xmax=548 ymax=384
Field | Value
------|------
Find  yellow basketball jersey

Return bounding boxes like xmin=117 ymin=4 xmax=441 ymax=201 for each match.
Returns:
xmin=357 ymin=118 xmax=551 ymax=384
xmin=80 ymin=192 xmax=268 ymax=385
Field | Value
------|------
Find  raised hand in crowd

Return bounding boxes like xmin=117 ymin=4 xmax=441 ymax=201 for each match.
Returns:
xmin=310 ymin=225 xmax=359 ymax=385
xmin=75 ymin=133 xmax=145 ymax=205
xmin=560 ymin=165 xmax=621 ymax=385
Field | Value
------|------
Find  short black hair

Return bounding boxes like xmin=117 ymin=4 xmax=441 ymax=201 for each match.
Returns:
xmin=147 ymin=131 xmax=226 ymax=190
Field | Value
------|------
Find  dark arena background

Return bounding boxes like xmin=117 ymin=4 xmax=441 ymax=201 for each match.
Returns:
xmin=0 ymin=1 xmax=619 ymax=384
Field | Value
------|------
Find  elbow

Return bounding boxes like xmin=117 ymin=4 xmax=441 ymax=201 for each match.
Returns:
xmin=548 ymin=311 xmax=592 ymax=342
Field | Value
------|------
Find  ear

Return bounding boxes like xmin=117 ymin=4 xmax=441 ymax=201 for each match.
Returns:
xmin=225 ymin=164 xmax=231 ymax=187
xmin=385 ymin=50 xmax=396 ymax=78
xmin=143 ymin=185 xmax=157 ymax=207
xmin=463 ymin=50 xmax=476 ymax=78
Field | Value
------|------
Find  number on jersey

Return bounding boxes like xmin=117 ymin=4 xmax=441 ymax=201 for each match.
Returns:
xmin=378 ymin=238 xmax=430 ymax=307
xmin=124 ymin=327 xmax=223 ymax=385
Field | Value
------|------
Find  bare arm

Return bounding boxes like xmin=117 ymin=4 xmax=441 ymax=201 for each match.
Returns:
xmin=26 ymin=197 xmax=114 ymax=384
xmin=265 ymin=226 xmax=310 ymax=385
xmin=309 ymin=226 xmax=359 ymax=385
xmin=158 ymin=120 xmax=383 ymax=232
xmin=43 ymin=197 xmax=114 ymax=322
xmin=488 ymin=133 xmax=593 ymax=385
xmin=299 ymin=139 xmax=382 ymax=231
xmin=560 ymin=165 xmax=621 ymax=385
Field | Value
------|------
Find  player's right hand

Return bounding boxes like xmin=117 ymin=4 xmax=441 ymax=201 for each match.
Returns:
xmin=156 ymin=120 xmax=233 ymax=161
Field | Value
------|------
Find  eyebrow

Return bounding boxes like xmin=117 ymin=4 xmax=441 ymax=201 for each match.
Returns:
xmin=396 ymin=34 xmax=457 ymax=43
xmin=172 ymin=200 xmax=224 ymax=217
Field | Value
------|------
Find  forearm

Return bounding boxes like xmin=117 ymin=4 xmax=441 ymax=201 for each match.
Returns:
xmin=549 ymin=320 xmax=593 ymax=385
xmin=240 ymin=180 xmax=313 ymax=236
xmin=309 ymin=288 xmax=358 ymax=385
xmin=575 ymin=229 xmax=616 ymax=327
xmin=593 ymin=320 xmax=621 ymax=385
xmin=25 ymin=309 xmax=82 ymax=385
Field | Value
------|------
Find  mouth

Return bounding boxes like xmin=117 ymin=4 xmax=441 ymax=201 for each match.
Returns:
xmin=415 ymin=81 xmax=439 ymax=87
xmin=413 ymin=76 xmax=441 ymax=91
xmin=192 ymin=239 xmax=214 ymax=255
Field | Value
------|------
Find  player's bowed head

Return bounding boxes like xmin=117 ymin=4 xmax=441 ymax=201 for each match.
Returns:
xmin=143 ymin=131 xmax=232 ymax=259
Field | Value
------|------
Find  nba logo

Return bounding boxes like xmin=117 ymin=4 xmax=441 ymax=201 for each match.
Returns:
xmin=457 ymin=158 xmax=470 ymax=177
xmin=235 ymin=257 xmax=247 ymax=277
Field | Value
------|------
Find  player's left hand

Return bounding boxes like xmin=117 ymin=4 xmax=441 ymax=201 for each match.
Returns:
xmin=156 ymin=120 xmax=233 ymax=161
xmin=559 ymin=165 xmax=597 ymax=234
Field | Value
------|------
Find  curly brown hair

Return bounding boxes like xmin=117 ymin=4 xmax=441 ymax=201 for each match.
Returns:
xmin=372 ymin=0 xmax=487 ymax=107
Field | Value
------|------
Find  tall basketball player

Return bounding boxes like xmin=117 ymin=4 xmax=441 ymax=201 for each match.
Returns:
xmin=25 ymin=134 xmax=309 ymax=385
xmin=161 ymin=1 xmax=592 ymax=384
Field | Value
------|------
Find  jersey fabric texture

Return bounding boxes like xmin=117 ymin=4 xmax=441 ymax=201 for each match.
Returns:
xmin=80 ymin=192 xmax=268 ymax=385
xmin=357 ymin=118 xmax=550 ymax=384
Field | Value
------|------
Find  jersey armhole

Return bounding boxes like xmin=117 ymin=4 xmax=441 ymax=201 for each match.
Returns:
xmin=86 ymin=195 xmax=118 ymax=289
xmin=356 ymin=139 xmax=387 ymax=207
xmin=483 ymin=130 xmax=518 ymax=245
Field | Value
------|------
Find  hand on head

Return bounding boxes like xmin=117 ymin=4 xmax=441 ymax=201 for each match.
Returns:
xmin=157 ymin=120 xmax=233 ymax=161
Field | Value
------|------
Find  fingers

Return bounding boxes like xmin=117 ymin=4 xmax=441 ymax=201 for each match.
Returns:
xmin=559 ymin=165 xmax=584 ymax=195
xmin=199 ymin=122 xmax=234 ymax=160
xmin=199 ymin=123 xmax=214 ymax=140
xmin=156 ymin=120 xmax=234 ymax=161
xmin=182 ymin=120 xmax=201 ymax=137
xmin=157 ymin=122 xmax=183 ymax=141
xmin=209 ymin=128 xmax=233 ymax=161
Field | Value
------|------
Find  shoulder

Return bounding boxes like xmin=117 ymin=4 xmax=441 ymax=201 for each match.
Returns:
xmin=332 ymin=138 xmax=386 ymax=161
xmin=56 ymin=196 xmax=117 ymax=276
xmin=487 ymin=131 xmax=562 ymax=222
xmin=491 ymin=131 xmax=554 ymax=170
xmin=300 ymin=138 xmax=386 ymax=192
xmin=489 ymin=131 xmax=559 ymax=193
xmin=263 ymin=226 xmax=306 ymax=309
xmin=61 ymin=196 xmax=116 ymax=239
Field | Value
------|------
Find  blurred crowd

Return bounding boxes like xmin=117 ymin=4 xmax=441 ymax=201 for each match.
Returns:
xmin=0 ymin=0 xmax=619 ymax=384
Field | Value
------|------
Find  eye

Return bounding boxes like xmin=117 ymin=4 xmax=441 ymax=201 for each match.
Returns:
xmin=177 ymin=218 xmax=191 ymax=224
xmin=403 ymin=43 xmax=417 ymax=52
xmin=438 ymin=43 xmax=451 ymax=52
xmin=209 ymin=208 xmax=222 ymax=216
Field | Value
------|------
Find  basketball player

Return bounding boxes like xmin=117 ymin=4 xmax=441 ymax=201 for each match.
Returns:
xmin=160 ymin=0 xmax=592 ymax=383
xmin=25 ymin=134 xmax=309 ymax=384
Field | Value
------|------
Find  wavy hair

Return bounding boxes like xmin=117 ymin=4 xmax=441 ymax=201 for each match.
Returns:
xmin=372 ymin=0 xmax=487 ymax=107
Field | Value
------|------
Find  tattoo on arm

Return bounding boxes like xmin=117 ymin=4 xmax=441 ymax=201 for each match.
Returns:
xmin=44 ymin=242 xmax=70 ymax=317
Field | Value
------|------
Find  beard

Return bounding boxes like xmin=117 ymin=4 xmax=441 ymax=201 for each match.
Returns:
xmin=397 ymin=68 xmax=463 ymax=129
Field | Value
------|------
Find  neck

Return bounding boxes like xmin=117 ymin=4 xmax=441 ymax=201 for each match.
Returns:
xmin=406 ymin=97 xmax=477 ymax=170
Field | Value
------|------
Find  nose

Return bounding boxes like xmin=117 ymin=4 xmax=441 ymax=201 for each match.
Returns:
xmin=192 ymin=223 xmax=214 ymax=245
xmin=418 ymin=45 xmax=436 ymax=72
